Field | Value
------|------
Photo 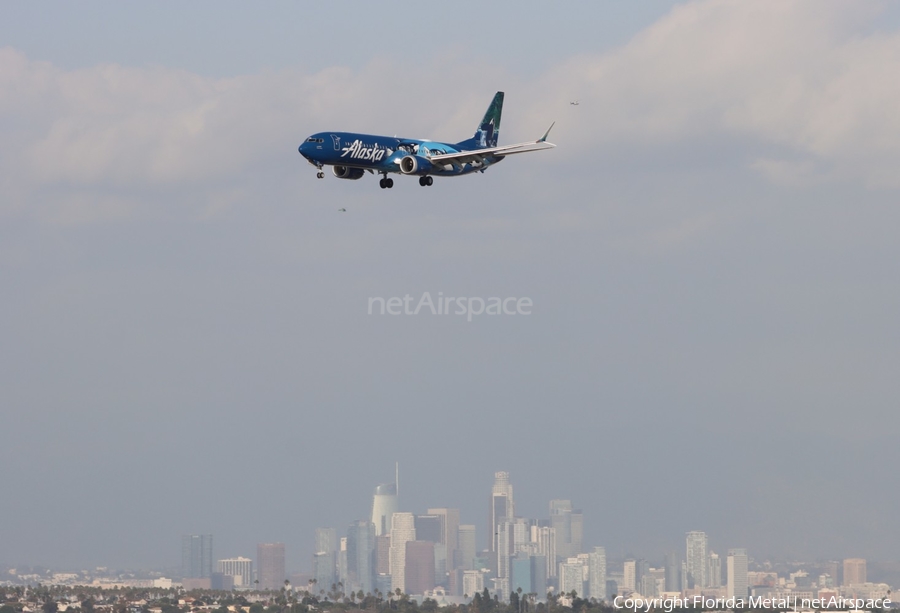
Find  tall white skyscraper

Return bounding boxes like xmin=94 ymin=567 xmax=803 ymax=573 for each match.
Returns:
xmin=489 ymin=471 xmax=514 ymax=552
xmin=588 ymin=547 xmax=607 ymax=601
xmin=726 ymin=549 xmax=748 ymax=601
xmin=686 ymin=531 xmax=708 ymax=589
xmin=623 ymin=559 xmax=637 ymax=592
xmin=532 ymin=525 xmax=557 ymax=578
xmin=371 ymin=465 xmax=399 ymax=536
xmin=389 ymin=512 xmax=416 ymax=593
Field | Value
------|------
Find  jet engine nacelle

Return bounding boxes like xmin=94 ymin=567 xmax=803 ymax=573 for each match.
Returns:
xmin=399 ymin=155 xmax=433 ymax=175
xmin=332 ymin=166 xmax=365 ymax=180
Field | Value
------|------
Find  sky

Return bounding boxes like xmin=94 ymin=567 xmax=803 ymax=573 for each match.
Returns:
xmin=2 ymin=1 xmax=900 ymax=574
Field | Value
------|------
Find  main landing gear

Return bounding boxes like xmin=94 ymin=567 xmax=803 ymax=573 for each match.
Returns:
xmin=379 ymin=175 xmax=394 ymax=189
xmin=418 ymin=176 xmax=434 ymax=187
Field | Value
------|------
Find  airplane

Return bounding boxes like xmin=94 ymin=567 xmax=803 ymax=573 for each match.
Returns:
xmin=298 ymin=91 xmax=555 ymax=189
xmin=570 ymin=100 xmax=579 ymax=105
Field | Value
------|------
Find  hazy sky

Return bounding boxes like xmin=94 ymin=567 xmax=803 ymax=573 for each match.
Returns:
xmin=2 ymin=1 xmax=900 ymax=573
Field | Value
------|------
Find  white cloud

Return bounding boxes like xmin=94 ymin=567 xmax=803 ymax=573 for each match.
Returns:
xmin=2 ymin=0 xmax=900 ymax=224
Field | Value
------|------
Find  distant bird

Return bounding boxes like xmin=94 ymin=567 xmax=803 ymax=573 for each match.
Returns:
xmin=570 ymin=100 xmax=579 ymax=105
xmin=338 ymin=208 xmax=347 ymax=212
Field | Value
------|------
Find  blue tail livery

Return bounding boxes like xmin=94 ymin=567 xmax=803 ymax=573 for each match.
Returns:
xmin=298 ymin=91 xmax=555 ymax=189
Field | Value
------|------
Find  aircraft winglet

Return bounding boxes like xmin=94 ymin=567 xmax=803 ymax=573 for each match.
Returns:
xmin=538 ymin=121 xmax=556 ymax=143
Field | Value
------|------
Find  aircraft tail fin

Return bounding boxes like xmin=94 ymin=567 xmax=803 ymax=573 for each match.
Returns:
xmin=456 ymin=91 xmax=504 ymax=150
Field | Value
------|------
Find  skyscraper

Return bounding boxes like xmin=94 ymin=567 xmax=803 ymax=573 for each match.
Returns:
xmin=708 ymin=552 xmax=721 ymax=588
xmin=427 ymin=508 xmax=460 ymax=570
xmin=532 ymin=525 xmax=557 ymax=579
xmin=623 ymin=559 xmax=637 ymax=592
xmin=257 ymin=543 xmax=286 ymax=591
xmin=549 ymin=500 xmax=583 ymax=560
xmin=664 ymin=552 xmax=680 ymax=593
xmin=686 ymin=531 xmax=708 ymax=589
xmin=405 ymin=541 xmax=436 ymax=595
xmin=389 ymin=512 xmax=416 ymax=593
xmin=489 ymin=471 xmax=514 ymax=552
xmin=371 ymin=465 xmax=399 ymax=537
xmin=182 ymin=535 xmax=213 ymax=579
xmin=458 ymin=525 xmax=477 ymax=571
xmin=588 ymin=547 xmax=607 ymax=601
xmin=559 ymin=559 xmax=586 ymax=596
xmin=347 ymin=520 xmax=376 ymax=595
xmin=414 ymin=515 xmax=443 ymax=544
xmin=726 ymin=549 xmax=748 ymax=600
xmin=313 ymin=528 xmax=337 ymax=591
xmin=843 ymin=558 xmax=866 ymax=586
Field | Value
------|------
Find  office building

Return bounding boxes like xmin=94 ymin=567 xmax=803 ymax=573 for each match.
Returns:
xmin=463 ymin=570 xmax=485 ymax=598
xmin=347 ymin=520 xmax=376 ymax=595
xmin=257 ymin=543 xmax=286 ymax=590
xmin=182 ymin=535 xmax=213 ymax=579
xmin=727 ymin=549 xmax=748 ymax=600
xmin=664 ymin=552 xmax=680 ymax=593
xmin=389 ymin=512 xmax=416 ymax=593
xmin=623 ymin=559 xmax=636 ymax=592
xmin=415 ymin=515 xmax=443 ymax=544
xmin=405 ymin=541 xmax=436 ymax=595
xmin=708 ymin=552 xmax=721 ymax=588
xmin=458 ymin=525 xmax=477 ymax=571
xmin=217 ymin=557 xmax=253 ymax=588
xmin=843 ymin=558 xmax=866 ymax=586
xmin=588 ymin=547 xmax=606 ymax=601
xmin=559 ymin=558 xmax=585 ymax=596
xmin=371 ymin=466 xmax=399 ymax=537
xmin=375 ymin=535 xmax=391 ymax=575
xmin=686 ymin=531 xmax=708 ymax=589
xmin=489 ymin=472 xmax=514 ymax=552
xmin=428 ymin=508 xmax=461 ymax=570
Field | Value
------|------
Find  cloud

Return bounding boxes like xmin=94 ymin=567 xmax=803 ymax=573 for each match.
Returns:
xmin=537 ymin=0 xmax=900 ymax=187
xmin=2 ymin=0 xmax=900 ymax=224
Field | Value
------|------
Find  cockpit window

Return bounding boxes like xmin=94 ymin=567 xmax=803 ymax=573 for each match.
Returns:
xmin=317 ymin=138 xmax=324 ymax=143
xmin=307 ymin=137 xmax=317 ymax=142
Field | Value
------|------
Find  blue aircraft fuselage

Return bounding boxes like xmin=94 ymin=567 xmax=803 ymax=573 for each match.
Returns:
xmin=297 ymin=92 xmax=556 ymax=189
xmin=298 ymin=131 xmax=498 ymax=177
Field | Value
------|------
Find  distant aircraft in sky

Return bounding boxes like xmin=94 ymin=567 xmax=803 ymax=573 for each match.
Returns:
xmin=298 ymin=92 xmax=555 ymax=189
xmin=570 ymin=100 xmax=579 ymax=105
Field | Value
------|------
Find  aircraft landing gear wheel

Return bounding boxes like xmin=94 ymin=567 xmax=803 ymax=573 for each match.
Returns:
xmin=379 ymin=178 xmax=386 ymax=189
xmin=386 ymin=178 xmax=394 ymax=188
xmin=418 ymin=176 xmax=427 ymax=187
xmin=317 ymin=171 xmax=324 ymax=179
xmin=426 ymin=176 xmax=433 ymax=186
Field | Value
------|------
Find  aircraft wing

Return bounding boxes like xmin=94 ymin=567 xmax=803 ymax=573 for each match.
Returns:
xmin=428 ymin=122 xmax=556 ymax=167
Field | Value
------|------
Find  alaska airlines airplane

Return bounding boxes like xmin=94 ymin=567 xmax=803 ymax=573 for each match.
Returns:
xmin=298 ymin=92 xmax=555 ymax=189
